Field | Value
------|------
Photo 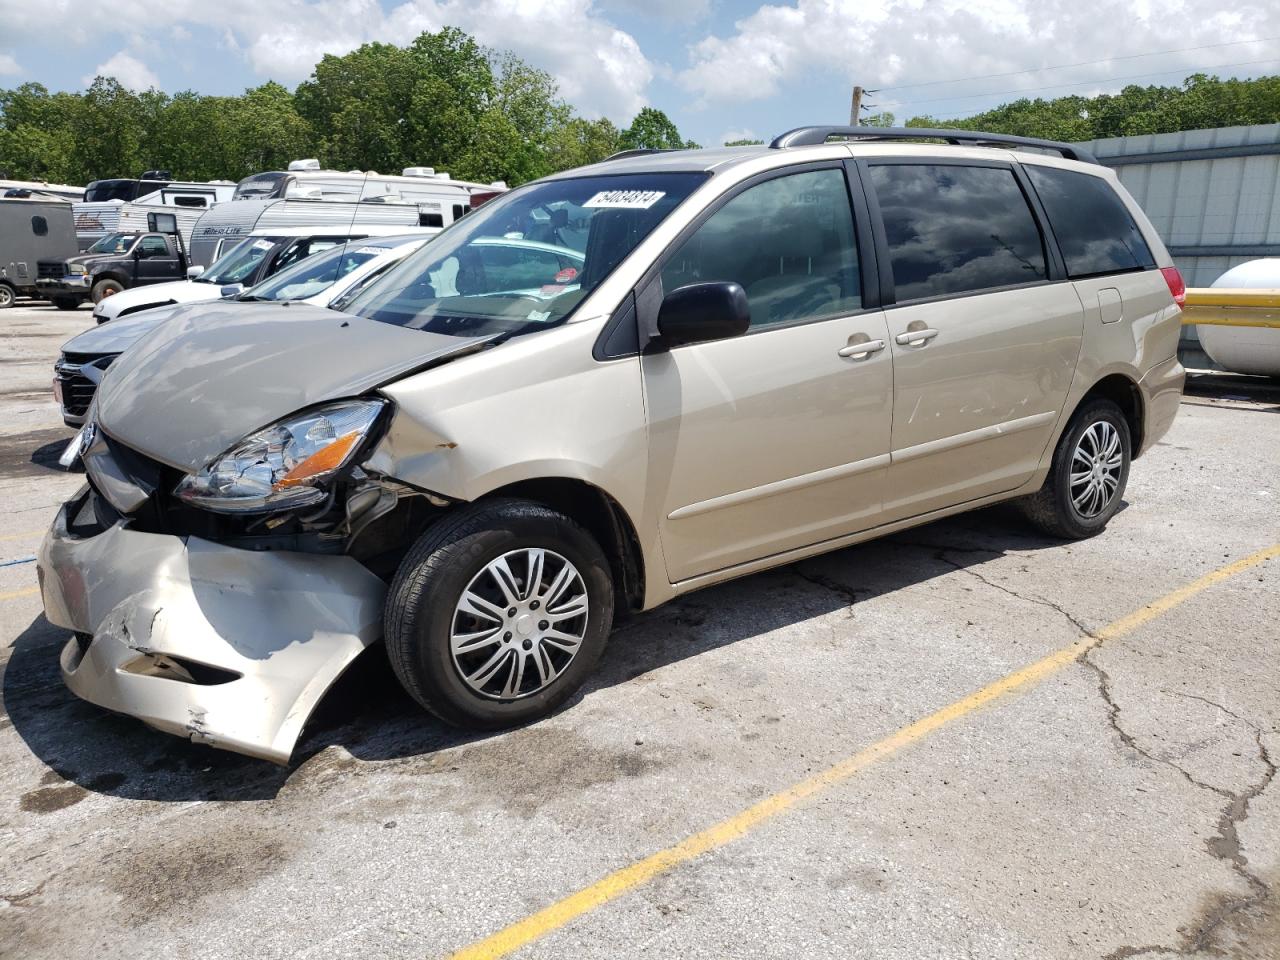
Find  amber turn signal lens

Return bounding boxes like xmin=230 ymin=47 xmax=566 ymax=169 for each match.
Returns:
xmin=274 ymin=431 xmax=361 ymax=489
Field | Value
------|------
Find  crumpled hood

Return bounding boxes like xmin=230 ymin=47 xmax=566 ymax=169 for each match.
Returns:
xmin=95 ymin=300 xmax=494 ymax=471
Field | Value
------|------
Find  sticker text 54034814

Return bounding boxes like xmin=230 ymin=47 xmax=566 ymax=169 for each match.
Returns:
xmin=582 ymin=190 xmax=666 ymax=210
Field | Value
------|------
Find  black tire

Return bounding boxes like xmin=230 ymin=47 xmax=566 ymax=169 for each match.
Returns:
xmin=1018 ymin=398 xmax=1131 ymax=539
xmin=90 ymin=278 xmax=124 ymax=303
xmin=0 ymin=283 xmax=14 ymax=308
xmin=52 ymin=297 xmax=80 ymax=311
xmin=384 ymin=498 xmax=615 ymax=729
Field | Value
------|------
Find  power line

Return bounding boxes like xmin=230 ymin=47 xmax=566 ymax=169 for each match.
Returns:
xmin=879 ymin=36 xmax=1280 ymax=93
xmin=893 ymin=55 xmax=1280 ymax=109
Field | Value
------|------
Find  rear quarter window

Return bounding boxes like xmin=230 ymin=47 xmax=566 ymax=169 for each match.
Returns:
xmin=1024 ymin=165 xmax=1155 ymax=278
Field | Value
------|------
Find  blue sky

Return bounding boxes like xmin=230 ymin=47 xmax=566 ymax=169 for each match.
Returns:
xmin=2 ymin=0 xmax=1279 ymax=151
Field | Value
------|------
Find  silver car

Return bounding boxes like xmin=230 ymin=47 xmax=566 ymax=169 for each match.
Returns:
xmin=39 ymin=127 xmax=1186 ymax=762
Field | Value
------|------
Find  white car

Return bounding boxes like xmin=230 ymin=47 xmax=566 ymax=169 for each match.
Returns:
xmin=56 ymin=235 xmax=431 ymax=425
xmin=90 ymin=225 xmax=433 ymax=324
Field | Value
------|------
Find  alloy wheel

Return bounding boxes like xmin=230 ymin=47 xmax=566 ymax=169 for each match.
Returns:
xmin=1070 ymin=421 xmax=1123 ymax=518
xmin=450 ymin=548 xmax=589 ymax=700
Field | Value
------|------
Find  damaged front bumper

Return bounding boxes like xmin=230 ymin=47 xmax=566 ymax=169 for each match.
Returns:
xmin=39 ymin=488 xmax=387 ymax=763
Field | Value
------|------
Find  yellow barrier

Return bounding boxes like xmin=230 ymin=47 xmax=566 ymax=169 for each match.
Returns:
xmin=1182 ymin=288 xmax=1280 ymax=329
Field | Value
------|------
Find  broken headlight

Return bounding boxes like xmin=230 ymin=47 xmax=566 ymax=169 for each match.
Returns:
xmin=174 ymin=399 xmax=386 ymax=513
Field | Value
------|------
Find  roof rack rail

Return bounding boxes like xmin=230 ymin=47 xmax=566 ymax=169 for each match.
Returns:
xmin=604 ymin=148 xmax=678 ymax=162
xmin=769 ymin=126 xmax=1097 ymax=164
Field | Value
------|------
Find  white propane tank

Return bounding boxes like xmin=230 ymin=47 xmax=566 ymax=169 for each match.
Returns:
xmin=1199 ymin=259 xmax=1280 ymax=377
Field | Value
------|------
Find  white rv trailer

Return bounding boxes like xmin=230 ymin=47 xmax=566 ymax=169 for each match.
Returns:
xmin=73 ymin=177 xmax=236 ymax=251
xmin=1 ymin=179 xmax=85 ymax=201
xmin=233 ymin=158 xmax=507 ymax=208
xmin=187 ymin=198 xmax=430 ymax=266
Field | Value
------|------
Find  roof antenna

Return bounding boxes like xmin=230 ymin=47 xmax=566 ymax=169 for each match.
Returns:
xmin=330 ymin=165 xmax=371 ymax=301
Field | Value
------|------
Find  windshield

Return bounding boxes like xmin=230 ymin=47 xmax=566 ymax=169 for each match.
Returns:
xmin=84 ymin=180 xmax=138 ymax=203
xmin=199 ymin=236 xmax=280 ymax=285
xmin=234 ymin=172 xmax=290 ymax=201
xmin=345 ymin=172 xmax=707 ymax=338
xmin=240 ymin=242 xmax=386 ymax=302
xmin=87 ymin=233 xmax=139 ymax=254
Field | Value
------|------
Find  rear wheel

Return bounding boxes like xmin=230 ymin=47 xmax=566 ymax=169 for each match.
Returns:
xmin=90 ymin=278 xmax=123 ymax=303
xmin=52 ymin=297 xmax=80 ymax=311
xmin=384 ymin=498 xmax=614 ymax=729
xmin=0 ymin=283 xmax=14 ymax=308
xmin=1018 ymin=398 xmax=1131 ymax=539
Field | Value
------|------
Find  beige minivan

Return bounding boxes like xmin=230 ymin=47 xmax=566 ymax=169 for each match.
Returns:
xmin=40 ymin=127 xmax=1186 ymax=761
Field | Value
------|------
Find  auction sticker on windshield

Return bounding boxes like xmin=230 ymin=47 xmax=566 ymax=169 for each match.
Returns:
xmin=583 ymin=190 xmax=666 ymax=209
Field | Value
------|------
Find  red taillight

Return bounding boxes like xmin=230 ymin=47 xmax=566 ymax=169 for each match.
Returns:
xmin=469 ymin=190 xmax=501 ymax=210
xmin=1160 ymin=266 xmax=1186 ymax=308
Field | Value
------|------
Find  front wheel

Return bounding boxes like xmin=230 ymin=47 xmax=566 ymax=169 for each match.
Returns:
xmin=384 ymin=499 xmax=615 ymax=729
xmin=0 ymin=283 xmax=14 ymax=308
xmin=90 ymin=278 xmax=123 ymax=303
xmin=1017 ymin=398 xmax=1131 ymax=539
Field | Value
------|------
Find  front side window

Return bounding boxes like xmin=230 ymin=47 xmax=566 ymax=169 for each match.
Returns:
xmin=869 ymin=163 xmax=1047 ymax=302
xmin=1024 ymin=165 xmax=1155 ymax=278
xmin=345 ymin=172 xmax=706 ymax=339
xmin=661 ymin=168 xmax=861 ymax=328
xmin=271 ymin=237 xmax=346 ymax=275
xmin=139 ymin=236 xmax=170 ymax=258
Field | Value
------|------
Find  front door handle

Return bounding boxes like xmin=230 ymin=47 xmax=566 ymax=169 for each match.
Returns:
xmin=895 ymin=327 xmax=940 ymax=346
xmin=838 ymin=339 xmax=885 ymax=360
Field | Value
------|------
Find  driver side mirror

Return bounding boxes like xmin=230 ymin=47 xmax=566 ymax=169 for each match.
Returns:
xmin=187 ymin=265 xmax=204 ymax=279
xmin=656 ymin=281 xmax=750 ymax=349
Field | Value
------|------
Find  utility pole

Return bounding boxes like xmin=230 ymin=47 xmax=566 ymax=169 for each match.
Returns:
xmin=850 ymin=86 xmax=865 ymax=126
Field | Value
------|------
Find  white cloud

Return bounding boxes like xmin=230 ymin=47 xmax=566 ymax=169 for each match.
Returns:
xmin=678 ymin=0 xmax=1280 ymax=112
xmin=719 ymin=128 xmax=760 ymax=144
xmin=11 ymin=0 xmax=655 ymax=120
xmin=0 ymin=53 xmax=20 ymax=75
xmin=84 ymin=51 xmax=161 ymax=90
xmin=596 ymin=0 xmax=711 ymax=21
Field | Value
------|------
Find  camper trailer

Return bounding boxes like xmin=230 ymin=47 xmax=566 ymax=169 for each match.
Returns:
xmin=233 ymin=158 xmax=506 ymax=207
xmin=73 ymin=173 xmax=236 ymax=251
xmin=0 ymin=178 xmax=85 ymax=202
xmin=186 ymin=194 xmax=468 ymax=267
xmin=0 ymin=196 xmax=78 ymax=307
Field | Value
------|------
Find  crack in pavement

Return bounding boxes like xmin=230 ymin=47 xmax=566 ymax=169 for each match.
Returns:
xmin=789 ymin=567 xmax=866 ymax=616
xmin=800 ymin=540 xmax=1276 ymax=959
xmin=1102 ymin=693 xmax=1278 ymax=959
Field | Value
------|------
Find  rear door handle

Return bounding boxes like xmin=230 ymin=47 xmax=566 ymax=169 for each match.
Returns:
xmin=838 ymin=339 xmax=885 ymax=360
xmin=895 ymin=328 xmax=940 ymax=346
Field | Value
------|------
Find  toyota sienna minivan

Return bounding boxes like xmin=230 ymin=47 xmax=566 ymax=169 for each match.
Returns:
xmin=39 ymin=127 xmax=1186 ymax=762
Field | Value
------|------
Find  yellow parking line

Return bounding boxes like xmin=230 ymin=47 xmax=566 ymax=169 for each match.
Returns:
xmin=0 ymin=586 xmax=40 ymax=602
xmin=0 ymin=529 xmax=45 ymax=542
xmin=445 ymin=543 xmax=1280 ymax=960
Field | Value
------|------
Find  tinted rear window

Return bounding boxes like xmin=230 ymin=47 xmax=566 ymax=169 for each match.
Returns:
xmin=1024 ymin=165 xmax=1155 ymax=278
xmin=869 ymin=163 xmax=1047 ymax=302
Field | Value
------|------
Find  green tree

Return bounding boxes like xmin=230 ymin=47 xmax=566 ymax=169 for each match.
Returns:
xmin=723 ymin=137 xmax=764 ymax=146
xmin=546 ymin=116 xmax=622 ymax=170
xmin=620 ymin=107 xmax=699 ymax=151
